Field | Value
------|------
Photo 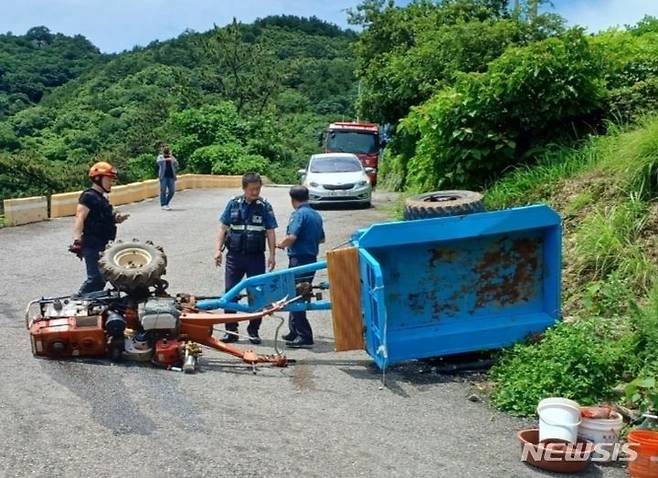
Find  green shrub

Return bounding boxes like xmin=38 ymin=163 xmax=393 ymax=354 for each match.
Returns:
xmin=590 ymin=29 xmax=658 ymax=90
xmin=189 ymin=143 xmax=270 ymax=176
xmin=624 ymin=285 xmax=658 ymax=412
xmin=580 ymin=273 xmax=638 ymax=318
xmin=0 ymin=123 xmax=20 ymax=151
xmin=609 ymin=78 xmax=658 ymax=123
xmin=400 ymin=29 xmax=605 ymax=191
xmin=255 ymin=161 xmax=296 ymax=184
xmin=629 ymin=284 xmax=658 ymax=369
xmin=125 ymin=153 xmax=157 ymax=182
xmin=377 ymin=148 xmax=406 ymax=191
xmin=211 ymin=153 xmax=269 ymax=176
xmin=0 ymin=152 xmax=87 ymax=201
xmin=490 ymin=317 xmax=639 ymax=416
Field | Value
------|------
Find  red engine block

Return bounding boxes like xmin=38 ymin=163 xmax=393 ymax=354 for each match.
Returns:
xmin=153 ymin=338 xmax=183 ymax=367
xmin=30 ymin=316 xmax=106 ymax=358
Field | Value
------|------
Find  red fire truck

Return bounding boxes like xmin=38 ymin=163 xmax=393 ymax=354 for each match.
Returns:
xmin=321 ymin=121 xmax=384 ymax=186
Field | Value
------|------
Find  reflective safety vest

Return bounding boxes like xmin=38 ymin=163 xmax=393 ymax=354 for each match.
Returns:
xmin=226 ymin=196 xmax=268 ymax=254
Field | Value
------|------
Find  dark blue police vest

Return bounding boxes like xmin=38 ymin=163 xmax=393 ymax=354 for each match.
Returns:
xmin=226 ymin=196 xmax=268 ymax=254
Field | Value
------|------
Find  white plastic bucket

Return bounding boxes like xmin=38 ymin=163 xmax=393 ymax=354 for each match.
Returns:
xmin=578 ymin=412 xmax=624 ymax=461
xmin=537 ymin=397 xmax=581 ymax=443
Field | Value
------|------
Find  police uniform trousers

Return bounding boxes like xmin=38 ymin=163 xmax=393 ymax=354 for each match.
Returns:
xmin=288 ymin=254 xmax=317 ymax=342
xmin=224 ymin=251 xmax=266 ymax=333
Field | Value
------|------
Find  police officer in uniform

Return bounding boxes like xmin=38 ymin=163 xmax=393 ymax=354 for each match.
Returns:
xmin=277 ymin=185 xmax=325 ymax=348
xmin=214 ymin=173 xmax=277 ymax=344
xmin=69 ymin=161 xmax=129 ymax=295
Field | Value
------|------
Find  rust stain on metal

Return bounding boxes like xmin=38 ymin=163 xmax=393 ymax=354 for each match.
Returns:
xmin=408 ymin=292 xmax=424 ymax=314
xmin=428 ymin=247 xmax=458 ymax=267
xmin=448 ymin=286 xmax=471 ymax=303
xmin=407 ymin=290 xmax=441 ymax=316
xmin=406 ymin=238 xmax=540 ymax=321
xmin=473 ymin=238 xmax=541 ymax=309
xmin=433 ymin=301 xmax=459 ymax=316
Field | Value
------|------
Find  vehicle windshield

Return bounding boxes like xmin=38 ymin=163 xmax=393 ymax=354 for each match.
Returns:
xmin=326 ymin=130 xmax=378 ymax=154
xmin=310 ymin=157 xmax=363 ymax=173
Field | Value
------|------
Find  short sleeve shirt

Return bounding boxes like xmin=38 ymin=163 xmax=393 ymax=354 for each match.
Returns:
xmin=287 ymin=203 xmax=324 ymax=258
xmin=78 ymin=188 xmax=116 ymax=247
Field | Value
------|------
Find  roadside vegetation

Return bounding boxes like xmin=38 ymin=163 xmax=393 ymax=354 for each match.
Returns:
xmin=487 ymin=117 xmax=658 ymax=415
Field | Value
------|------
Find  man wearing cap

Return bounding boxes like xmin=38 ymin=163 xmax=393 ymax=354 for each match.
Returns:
xmin=69 ymin=162 xmax=129 ymax=295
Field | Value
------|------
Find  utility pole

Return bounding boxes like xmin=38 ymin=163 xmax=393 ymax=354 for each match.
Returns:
xmin=356 ymin=79 xmax=362 ymax=123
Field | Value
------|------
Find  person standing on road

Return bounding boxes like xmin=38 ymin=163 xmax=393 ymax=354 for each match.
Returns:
xmin=214 ymin=172 xmax=278 ymax=344
xmin=157 ymin=145 xmax=178 ymax=210
xmin=276 ymin=185 xmax=325 ymax=348
xmin=69 ymin=162 xmax=129 ymax=295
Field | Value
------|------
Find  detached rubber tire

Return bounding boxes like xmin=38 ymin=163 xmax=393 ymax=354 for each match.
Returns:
xmin=99 ymin=239 xmax=167 ymax=291
xmin=404 ymin=190 xmax=484 ymax=220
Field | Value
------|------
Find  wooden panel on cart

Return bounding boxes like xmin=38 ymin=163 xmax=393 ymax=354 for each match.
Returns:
xmin=326 ymin=247 xmax=364 ymax=352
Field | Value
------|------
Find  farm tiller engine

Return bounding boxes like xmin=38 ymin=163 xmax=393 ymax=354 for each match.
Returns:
xmin=25 ymin=239 xmax=294 ymax=373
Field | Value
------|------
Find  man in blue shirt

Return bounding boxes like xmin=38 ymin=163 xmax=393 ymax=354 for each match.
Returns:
xmin=214 ymin=173 xmax=278 ymax=344
xmin=277 ymin=185 xmax=325 ymax=348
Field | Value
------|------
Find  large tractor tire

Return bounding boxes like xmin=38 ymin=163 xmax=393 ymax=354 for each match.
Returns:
xmin=403 ymin=190 xmax=484 ymax=220
xmin=99 ymin=239 xmax=167 ymax=291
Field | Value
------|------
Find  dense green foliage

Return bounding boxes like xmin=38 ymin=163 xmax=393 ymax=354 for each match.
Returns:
xmin=351 ymin=1 xmax=658 ymax=191
xmin=400 ymin=30 xmax=605 ymax=190
xmin=0 ymin=16 xmax=357 ymax=201
xmin=0 ymin=27 xmax=101 ymax=118
xmin=349 ymin=0 xmax=563 ymax=125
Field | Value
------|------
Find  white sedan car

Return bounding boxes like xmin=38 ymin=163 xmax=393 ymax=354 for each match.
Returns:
xmin=299 ymin=153 xmax=373 ymax=208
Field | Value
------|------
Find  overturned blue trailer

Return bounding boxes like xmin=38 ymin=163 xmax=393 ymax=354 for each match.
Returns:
xmin=197 ymin=204 xmax=561 ymax=370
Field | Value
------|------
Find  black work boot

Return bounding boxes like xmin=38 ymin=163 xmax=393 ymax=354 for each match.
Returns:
xmin=286 ymin=336 xmax=314 ymax=349
xmin=282 ymin=331 xmax=297 ymax=342
xmin=220 ymin=331 xmax=239 ymax=343
xmin=247 ymin=328 xmax=261 ymax=345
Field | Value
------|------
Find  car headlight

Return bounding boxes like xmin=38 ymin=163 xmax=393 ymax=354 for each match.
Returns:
xmin=309 ymin=181 xmax=320 ymax=187
xmin=357 ymin=180 xmax=369 ymax=186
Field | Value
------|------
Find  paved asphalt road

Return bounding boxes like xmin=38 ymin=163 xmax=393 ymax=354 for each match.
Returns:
xmin=0 ymin=187 xmax=627 ymax=477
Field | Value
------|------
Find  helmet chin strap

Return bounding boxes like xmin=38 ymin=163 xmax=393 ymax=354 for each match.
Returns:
xmin=92 ymin=176 xmax=111 ymax=193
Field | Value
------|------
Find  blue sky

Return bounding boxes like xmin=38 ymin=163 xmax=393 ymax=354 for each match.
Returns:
xmin=1 ymin=0 xmax=657 ymax=53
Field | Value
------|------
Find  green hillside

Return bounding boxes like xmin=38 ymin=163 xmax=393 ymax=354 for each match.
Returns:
xmin=0 ymin=16 xmax=358 ymax=200
xmin=0 ymin=26 xmax=102 ymax=118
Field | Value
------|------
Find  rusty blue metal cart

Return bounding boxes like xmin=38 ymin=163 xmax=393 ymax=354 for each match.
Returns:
xmin=197 ymin=204 xmax=561 ymax=370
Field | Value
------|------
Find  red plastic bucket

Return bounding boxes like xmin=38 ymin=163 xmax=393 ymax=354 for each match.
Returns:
xmin=628 ymin=430 xmax=658 ymax=478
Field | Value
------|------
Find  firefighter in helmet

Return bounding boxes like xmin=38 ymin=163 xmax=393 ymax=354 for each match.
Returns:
xmin=69 ymin=161 xmax=129 ymax=295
